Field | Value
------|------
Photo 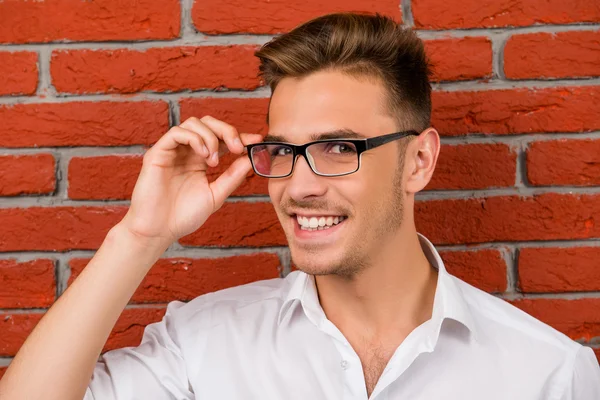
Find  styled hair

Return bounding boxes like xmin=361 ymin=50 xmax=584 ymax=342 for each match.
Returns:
xmin=255 ymin=12 xmax=432 ymax=132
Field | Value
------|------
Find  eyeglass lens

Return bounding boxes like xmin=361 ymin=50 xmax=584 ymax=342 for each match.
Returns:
xmin=250 ymin=141 xmax=359 ymax=177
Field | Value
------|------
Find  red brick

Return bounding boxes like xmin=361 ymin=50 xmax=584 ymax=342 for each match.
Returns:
xmin=0 ymin=259 xmax=55 ymax=308
xmin=0 ymin=0 xmax=179 ymax=44
xmin=440 ymin=249 xmax=507 ymax=293
xmin=68 ymin=153 xmax=268 ymax=200
xmin=432 ymin=87 xmax=600 ymax=136
xmin=69 ymin=253 xmax=281 ymax=304
xmin=103 ymin=308 xmax=166 ymax=352
xmin=51 ymin=47 xmax=260 ymax=94
xmin=415 ymin=193 xmax=600 ymax=245
xmin=519 ymin=247 xmax=600 ymax=293
xmin=527 ymin=139 xmax=600 ymax=186
xmin=412 ymin=0 xmax=600 ymax=29
xmin=593 ymin=348 xmax=600 ymax=363
xmin=0 ymin=365 xmax=6 ymax=379
xmin=0 ymin=313 xmax=43 ymax=357
xmin=505 ymin=31 xmax=600 ymax=80
xmin=192 ymin=0 xmax=401 ymax=34
xmin=180 ymin=202 xmax=285 ymax=247
xmin=426 ymin=143 xmax=516 ymax=190
xmin=0 ymin=102 xmax=168 ymax=147
xmin=180 ymin=98 xmax=269 ymax=136
xmin=0 ymin=308 xmax=165 ymax=356
xmin=68 ymin=156 xmax=142 ymax=200
xmin=425 ymin=37 xmax=492 ymax=82
xmin=0 ymin=207 xmax=127 ymax=252
xmin=0 ymin=154 xmax=55 ymax=196
xmin=512 ymin=299 xmax=600 ymax=342
xmin=0 ymin=52 xmax=37 ymax=95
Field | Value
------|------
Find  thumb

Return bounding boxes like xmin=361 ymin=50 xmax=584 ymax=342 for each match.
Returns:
xmin=209 ymin=155 xmax=253 ymax=207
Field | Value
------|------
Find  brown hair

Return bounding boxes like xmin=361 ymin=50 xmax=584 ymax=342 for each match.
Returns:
xmin=255 ymin=12 xmax=432 ymax=132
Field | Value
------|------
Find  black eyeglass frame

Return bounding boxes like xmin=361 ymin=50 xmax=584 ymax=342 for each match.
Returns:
xmin=245 ymin=130 xmax=420 ymax=178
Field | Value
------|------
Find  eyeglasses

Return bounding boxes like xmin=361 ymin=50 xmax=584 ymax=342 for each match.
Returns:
xmin=246 ymin=130 xmax=419 ymax=178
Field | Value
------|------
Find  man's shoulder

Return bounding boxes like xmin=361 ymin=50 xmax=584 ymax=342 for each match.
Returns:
xmin=455 ymin=276 xmax=581 ymax=355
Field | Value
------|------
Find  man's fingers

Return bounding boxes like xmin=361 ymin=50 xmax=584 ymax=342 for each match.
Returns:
xmin=209 ymin=156 xmax=253 ymax=207
xmin=200 ymin=115 xmax=245 ymax=154
xmin=179 ymin=118 xmax=221 ymax=164
xmin=151 ymin=126 xmax=207 ymax=158
xmin=239 ymin=133 xmax=265 ymax=145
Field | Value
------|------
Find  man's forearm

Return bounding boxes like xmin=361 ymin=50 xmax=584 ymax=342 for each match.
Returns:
xmin=0 ymin=223 xmax=171 ymax=400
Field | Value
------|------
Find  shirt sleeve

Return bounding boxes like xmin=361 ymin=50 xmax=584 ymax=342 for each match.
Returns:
xmin=567 ymin=345 xmax=600 ymax=400
xmin=83 ymin=301 xmax=194 ymax=400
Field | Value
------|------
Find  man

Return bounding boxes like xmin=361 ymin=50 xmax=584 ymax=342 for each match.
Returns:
xmin=1 ymin=12 xmax=599 ymax=400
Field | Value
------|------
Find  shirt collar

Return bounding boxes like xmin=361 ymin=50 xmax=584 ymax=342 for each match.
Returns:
xmin=278 ymin=233 xmax=479 ymax=343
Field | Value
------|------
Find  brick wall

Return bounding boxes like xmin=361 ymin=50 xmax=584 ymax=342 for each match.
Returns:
xmin=1 ymin=0 xmax=599 ymax=378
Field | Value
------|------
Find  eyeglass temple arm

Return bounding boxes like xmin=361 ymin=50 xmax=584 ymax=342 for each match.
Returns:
xmin=365 ymin=130 xmax=420 ymax=150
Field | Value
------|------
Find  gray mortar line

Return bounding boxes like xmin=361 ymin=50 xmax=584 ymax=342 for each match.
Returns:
xmin=0 ymin=23 xmax=598 ymax=51
xmin=401 ymin=0 xmax=414 ymax=28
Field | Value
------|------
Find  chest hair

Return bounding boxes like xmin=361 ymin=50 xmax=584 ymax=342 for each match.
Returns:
xmin=359 ymin=343 xmax=396 ymax=397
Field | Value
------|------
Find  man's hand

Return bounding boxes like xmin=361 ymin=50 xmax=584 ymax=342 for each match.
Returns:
xmin=121 ymin=115 xmax=263 ymax=246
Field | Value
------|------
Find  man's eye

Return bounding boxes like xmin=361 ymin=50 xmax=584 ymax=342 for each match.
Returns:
xmin=328 ymin=143 xmax=355 ymax=154
xmin=271 ymin=146 xmax=291 ymax=156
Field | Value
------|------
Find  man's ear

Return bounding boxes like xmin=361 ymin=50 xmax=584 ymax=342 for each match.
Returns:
xmin=404 ymin=128 xmax=441 ymax=194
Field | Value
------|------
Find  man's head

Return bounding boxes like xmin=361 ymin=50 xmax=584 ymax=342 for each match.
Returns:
xmin=254 ymin=13 xmax=440 ymax=278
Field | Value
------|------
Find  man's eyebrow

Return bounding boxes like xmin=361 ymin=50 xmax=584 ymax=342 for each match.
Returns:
xmin=263 ymin=129 xmax=366 ymax=143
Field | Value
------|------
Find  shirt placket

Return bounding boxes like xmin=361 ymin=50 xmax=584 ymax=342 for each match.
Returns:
xmin=320 ymin=318 xmax=369 ymax=400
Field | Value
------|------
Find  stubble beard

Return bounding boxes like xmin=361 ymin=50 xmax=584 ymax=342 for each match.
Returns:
xmin=290 ymin=164 xmax=405 ymax=280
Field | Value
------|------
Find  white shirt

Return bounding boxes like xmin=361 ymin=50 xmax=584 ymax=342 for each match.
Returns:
xmin=85 ymin=233 xmax=600 ymax=399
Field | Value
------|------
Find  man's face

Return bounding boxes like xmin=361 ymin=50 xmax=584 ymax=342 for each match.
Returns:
xmin=267 ymin=70 xmax=408 ymax=278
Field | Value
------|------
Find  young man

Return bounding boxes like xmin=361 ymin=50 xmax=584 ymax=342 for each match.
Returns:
xmin=1 ymin=13 xmax=599 ymax=400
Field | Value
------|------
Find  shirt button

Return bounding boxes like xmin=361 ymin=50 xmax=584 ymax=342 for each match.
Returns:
xmin=340 ymin=360 xmax=349 ymax=370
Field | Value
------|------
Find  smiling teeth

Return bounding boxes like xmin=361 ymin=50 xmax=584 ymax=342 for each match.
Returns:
xmin=297 ymin=215 xmax=346 ymax=231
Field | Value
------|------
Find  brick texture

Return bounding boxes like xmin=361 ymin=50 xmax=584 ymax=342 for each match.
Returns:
xmin=505 ymin=31 xmax=600 ymax=80
xmin=519 ymin=247 xmax=600 ymax=293
xmin=426 ymin=144 xmax=516 ymax=190
xmin=527 ymin=139 xmax=600 ymax=186
xmin=425 ymin=37 xmax=492 ymax=82
xmin=0 ymin=260 xmax=55 ymax=308
xmin=0 ymin=207 xmax=127 ymax=252
xmin=416 ymin=194 xmax=600 ymax=245
xmin=51 ymin=47 xmax=261 ymax=94
xmin=0 ymin=102 xmax=169 ymax=147
xmin=0 ymin=154 xmax=55 ymax=196
xmin=440 ymin=249 xmax=508 ymax=293
xmin=0 ymin=52 xmax=38 ymax=95
xmin=412 ymin=0 xmax=600 ymax=29
xmin=432 ymin=87 xmax=600 ymax=135
xmin=0 ymin=0 xmax=180 ymax=44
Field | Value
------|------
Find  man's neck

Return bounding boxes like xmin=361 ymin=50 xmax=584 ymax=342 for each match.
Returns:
xmin=314 ymin=227 xmax=438 ymax=397
xmin=314 ymin=228 xmax=438 ymax=339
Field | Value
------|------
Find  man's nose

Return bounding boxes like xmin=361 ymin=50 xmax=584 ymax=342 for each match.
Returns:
xmin=286 ymin=155 xmax=327 ymax=201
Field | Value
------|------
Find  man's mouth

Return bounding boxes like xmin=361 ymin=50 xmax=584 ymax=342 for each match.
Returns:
xmin=294 ymin=214 xmax=348 ymax=232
